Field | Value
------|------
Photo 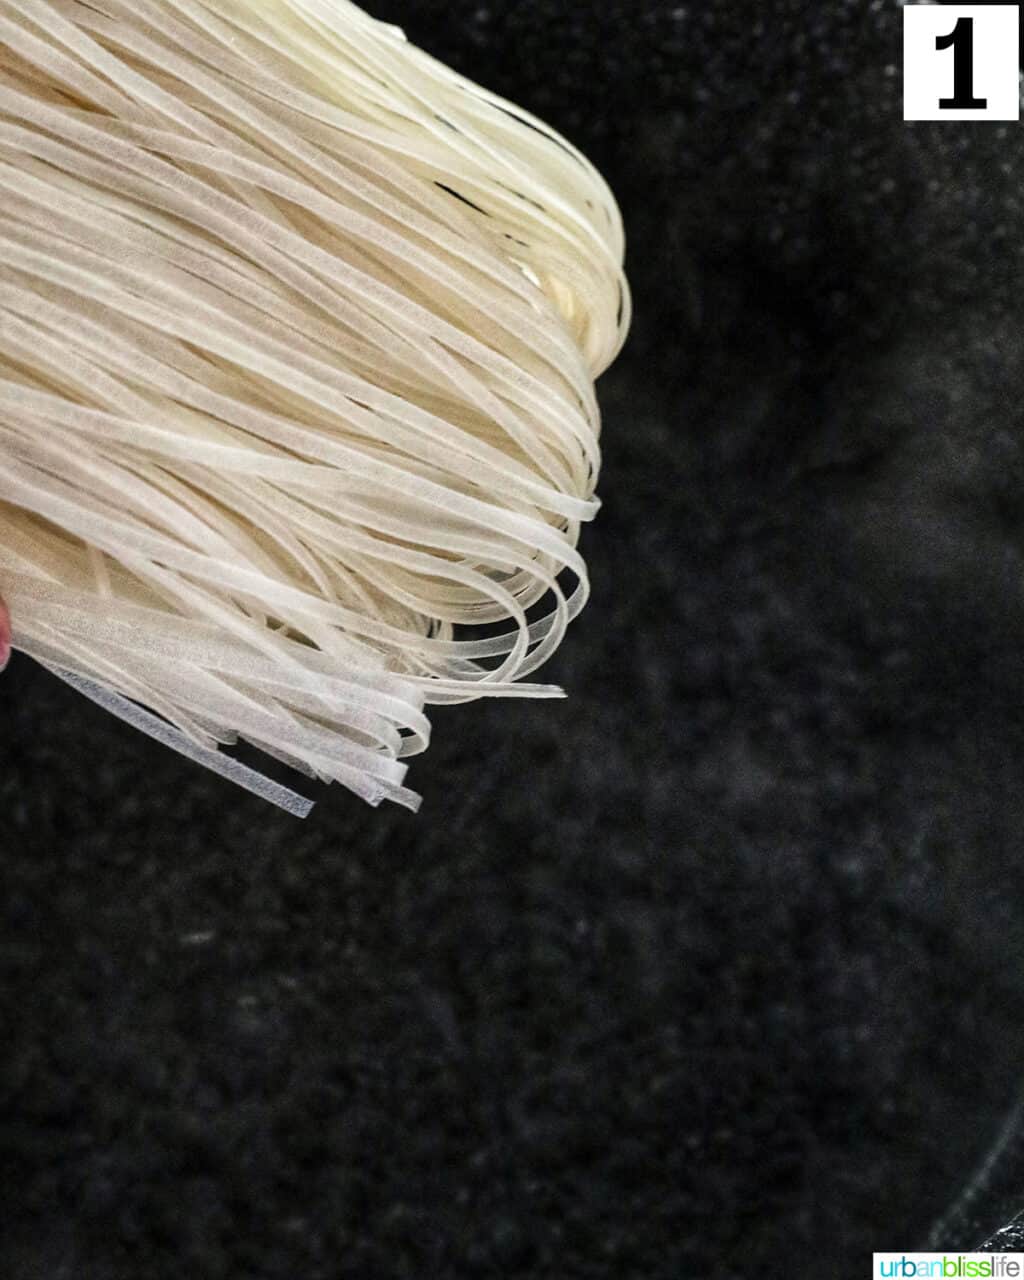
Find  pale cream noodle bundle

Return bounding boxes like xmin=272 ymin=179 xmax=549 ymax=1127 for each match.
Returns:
xmin=0 ymin=0 xmax=630 ymax=815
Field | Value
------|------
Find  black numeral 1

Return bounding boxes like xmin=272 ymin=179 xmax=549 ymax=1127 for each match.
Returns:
xmin=936 ymin=18 xmax=988 ymax=109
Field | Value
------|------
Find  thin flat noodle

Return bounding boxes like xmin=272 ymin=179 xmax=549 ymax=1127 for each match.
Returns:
xmin=42 ymin=661 xmax=319 ymax=817
xmin=0 ymin=0 xmax=629 ymax=810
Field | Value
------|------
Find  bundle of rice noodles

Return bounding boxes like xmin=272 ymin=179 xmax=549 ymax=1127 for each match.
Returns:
xmin=0 ymin=0 xmax=630 ymax=815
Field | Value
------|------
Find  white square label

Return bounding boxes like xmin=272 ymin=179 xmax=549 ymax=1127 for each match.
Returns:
xmin=904 ymin=4 xmax=1020 ymax=121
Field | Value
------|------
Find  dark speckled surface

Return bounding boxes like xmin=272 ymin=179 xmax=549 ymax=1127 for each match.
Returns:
xmin=5 ymin=2 xmax=1024 ymax=1276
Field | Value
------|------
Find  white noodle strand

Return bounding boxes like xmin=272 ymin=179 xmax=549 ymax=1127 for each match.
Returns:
xmin=0 ymin=0 xmax=629 ymax=809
